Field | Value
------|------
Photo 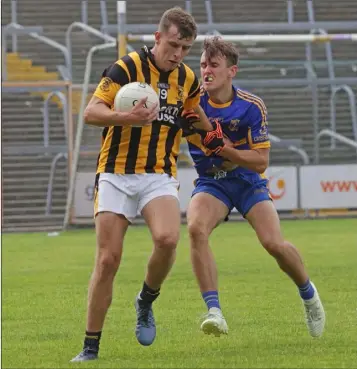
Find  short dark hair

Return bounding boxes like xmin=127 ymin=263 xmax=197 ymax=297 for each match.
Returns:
xmin=159 ymin=7 xmax=197 ymax=40
xmin=203 ymin=36 xmax=239 ymax=66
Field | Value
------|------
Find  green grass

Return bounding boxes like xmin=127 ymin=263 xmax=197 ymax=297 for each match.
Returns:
xmin=2 ymin=218 xmax=357 ymax=368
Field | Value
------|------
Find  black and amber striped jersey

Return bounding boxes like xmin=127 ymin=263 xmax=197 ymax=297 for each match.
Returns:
xmin=93 ymin=46 xmax=200 ymax=178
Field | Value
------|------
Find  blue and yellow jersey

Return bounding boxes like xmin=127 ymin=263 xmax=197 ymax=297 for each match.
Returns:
xmin=186 ymin=85 xmax=270 ymax=181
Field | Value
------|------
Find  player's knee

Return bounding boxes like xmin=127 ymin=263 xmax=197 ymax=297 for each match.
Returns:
xmin=96 ymin=250 xmax=122 ymax=279
xmin=152 ymin=231 xmax=179 ymax=251
xmin=187 ymin=220 xmax=209 ymax=243
xmin=261 ymin=238 xmax=285 ymax=257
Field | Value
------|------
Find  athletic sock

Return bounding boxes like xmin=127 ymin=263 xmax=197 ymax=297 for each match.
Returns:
xmin=139 ymin=281 xmax=160 ymax=304
xmin=202 ymin=290 xmax=221 ymax=310
xmin=83 ymin=331 xmax=101 ymax=352
xmin=298 ymin=279 xmax=315 ymax=300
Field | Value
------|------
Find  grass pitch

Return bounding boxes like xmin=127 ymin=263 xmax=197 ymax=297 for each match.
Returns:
xmin=2 ymin=218 xmax=357 ymax=368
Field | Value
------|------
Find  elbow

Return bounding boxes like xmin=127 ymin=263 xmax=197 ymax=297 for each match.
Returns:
xmin=256 ymin=165 xmax=266 ymax=174
xmin=256 ymin=160 xmax=269 ymax=174
xmin=83 ymin=106 xmax=91 ymax=125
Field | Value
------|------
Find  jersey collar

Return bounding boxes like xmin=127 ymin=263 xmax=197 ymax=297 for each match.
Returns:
xmin=207 ymin=85 xmax=236 ymax=108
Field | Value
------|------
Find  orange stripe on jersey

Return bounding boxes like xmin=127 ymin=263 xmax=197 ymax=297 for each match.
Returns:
xmin=233 ymin=138 xmax=247 ymax=147
xmin=236 ymin=89 xmax=268 ymax=124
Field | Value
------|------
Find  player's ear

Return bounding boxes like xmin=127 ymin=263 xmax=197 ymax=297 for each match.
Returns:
xmin=154 ymin=31 xmax=161 ymax=44
xmin=228 ymin=65 xmax=238 ymax=78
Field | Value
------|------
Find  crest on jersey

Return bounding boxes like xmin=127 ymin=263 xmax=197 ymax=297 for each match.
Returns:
xmin=229 ymin=119 xmax=240 ymax=131
xmin=100 ymin=77 xmax=113 ymax=92
xmin=260 ymin=125 xmax=268 ymax=135
xmin=177 ymin=85 xmax=185 ymax=102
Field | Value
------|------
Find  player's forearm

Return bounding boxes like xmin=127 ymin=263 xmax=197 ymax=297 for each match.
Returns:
xmin=84 ymin=103 xmax=130 ymax=127
xmin=218 ymin=146 xmax=268 ymax=173
xmin=193 ymin=106 xmax=213 ymax=131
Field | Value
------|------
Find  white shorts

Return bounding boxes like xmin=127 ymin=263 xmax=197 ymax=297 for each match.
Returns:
xmin=95 ymin=173 xmax=180 ymax=222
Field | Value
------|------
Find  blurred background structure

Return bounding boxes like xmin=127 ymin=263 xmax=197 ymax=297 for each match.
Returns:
xmin=2 ymin=0 xmax=357 ymax=232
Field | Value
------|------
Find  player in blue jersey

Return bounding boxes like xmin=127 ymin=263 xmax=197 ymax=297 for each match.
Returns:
xmin=183 ymin=36 xmax=325 ymax=338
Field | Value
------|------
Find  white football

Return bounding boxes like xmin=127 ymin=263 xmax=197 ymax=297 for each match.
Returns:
xmin=114 ymin=82 xmax=159 ymax=117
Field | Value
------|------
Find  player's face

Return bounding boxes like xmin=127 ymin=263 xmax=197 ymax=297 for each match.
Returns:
xmin=154 ymin=25 xmax=194 ymax=71
xmin=200 ymin=52 xmax=237 ymax=93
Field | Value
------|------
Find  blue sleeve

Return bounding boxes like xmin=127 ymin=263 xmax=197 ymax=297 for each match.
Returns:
xmin=247 ymin=101 xmax=270 ymax=149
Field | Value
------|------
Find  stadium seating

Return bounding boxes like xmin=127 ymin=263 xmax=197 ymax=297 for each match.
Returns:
xmin=2 ymin=92 xmax=67 ymax=232
xmin=2 ymin=0 xmax=356 ymax=231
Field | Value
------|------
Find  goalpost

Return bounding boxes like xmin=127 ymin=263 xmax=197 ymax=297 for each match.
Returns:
xmin=62 ymin=1 xmax=357 ymax=229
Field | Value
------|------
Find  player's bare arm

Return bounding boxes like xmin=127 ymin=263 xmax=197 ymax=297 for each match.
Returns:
xmin=192 ymin=105 xmax=213 ymax=131
xmin=218 ymin=146 xmax=269 ymax=174
xmin=84 ymin=96 xmax=158 ymax=127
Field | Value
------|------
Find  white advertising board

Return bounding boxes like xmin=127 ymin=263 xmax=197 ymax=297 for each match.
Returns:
xmin=72 ymin=165 xmax=357 ymax=220
xmin=300 ymin=164 xmax=357 ymax=209
xmin=265 ymin=166 xmax=298 ymax=210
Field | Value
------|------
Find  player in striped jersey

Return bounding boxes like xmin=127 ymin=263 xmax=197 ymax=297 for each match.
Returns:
xmin=71 ymin=7 xmax=214 ymax=362
xmin=184 ymin=37 xmax=325 ymax=338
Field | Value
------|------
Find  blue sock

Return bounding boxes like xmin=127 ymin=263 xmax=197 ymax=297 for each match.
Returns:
xmin=202 ymin=291 xmax=221 ymax=310
xmin=298 ymin=279 xmax=315 ymax=300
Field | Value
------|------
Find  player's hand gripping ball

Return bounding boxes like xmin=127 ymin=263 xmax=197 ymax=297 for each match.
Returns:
xmin=114 ymin=82 xmax=159 ymax=126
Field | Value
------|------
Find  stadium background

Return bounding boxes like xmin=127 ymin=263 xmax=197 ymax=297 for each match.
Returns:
xmin=2 ymin=0 xmax=357 ymax=232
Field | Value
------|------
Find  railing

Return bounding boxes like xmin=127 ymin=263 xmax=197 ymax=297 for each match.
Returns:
xmin=46 ymin=152 xmax=68 ymax=215
xmin=81 ymin=0 xmax=88 ymax=25
xmin=2 ymin=23 xmax=70 ymax=81
xmin=3 ymin=81 xmax=73 ymax=150
xmin=65 ymin=22 xmax=117 ymax=79
xmin=2 ymin=81 xmax=73 ymax=222
xmin=100 ymin=1 xmax=109 ymax=35
xmin=1 ymin=23 xmax=43 ymax=80
xmin=269 ymin=134 xmax=310 ymax=165
xmin=330 ymin=85 xmax=357 ymax=149
xmin=315 ymin=129 xmax=357 ymax=164
xmin=43 ymin=92 xmax=68 ymax=148
xmin=305 ymin=1 xmax=357 ymax=152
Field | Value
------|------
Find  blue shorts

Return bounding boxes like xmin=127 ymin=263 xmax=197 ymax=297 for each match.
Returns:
xmin=192 ymin=176 xmax=271 ymax=217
